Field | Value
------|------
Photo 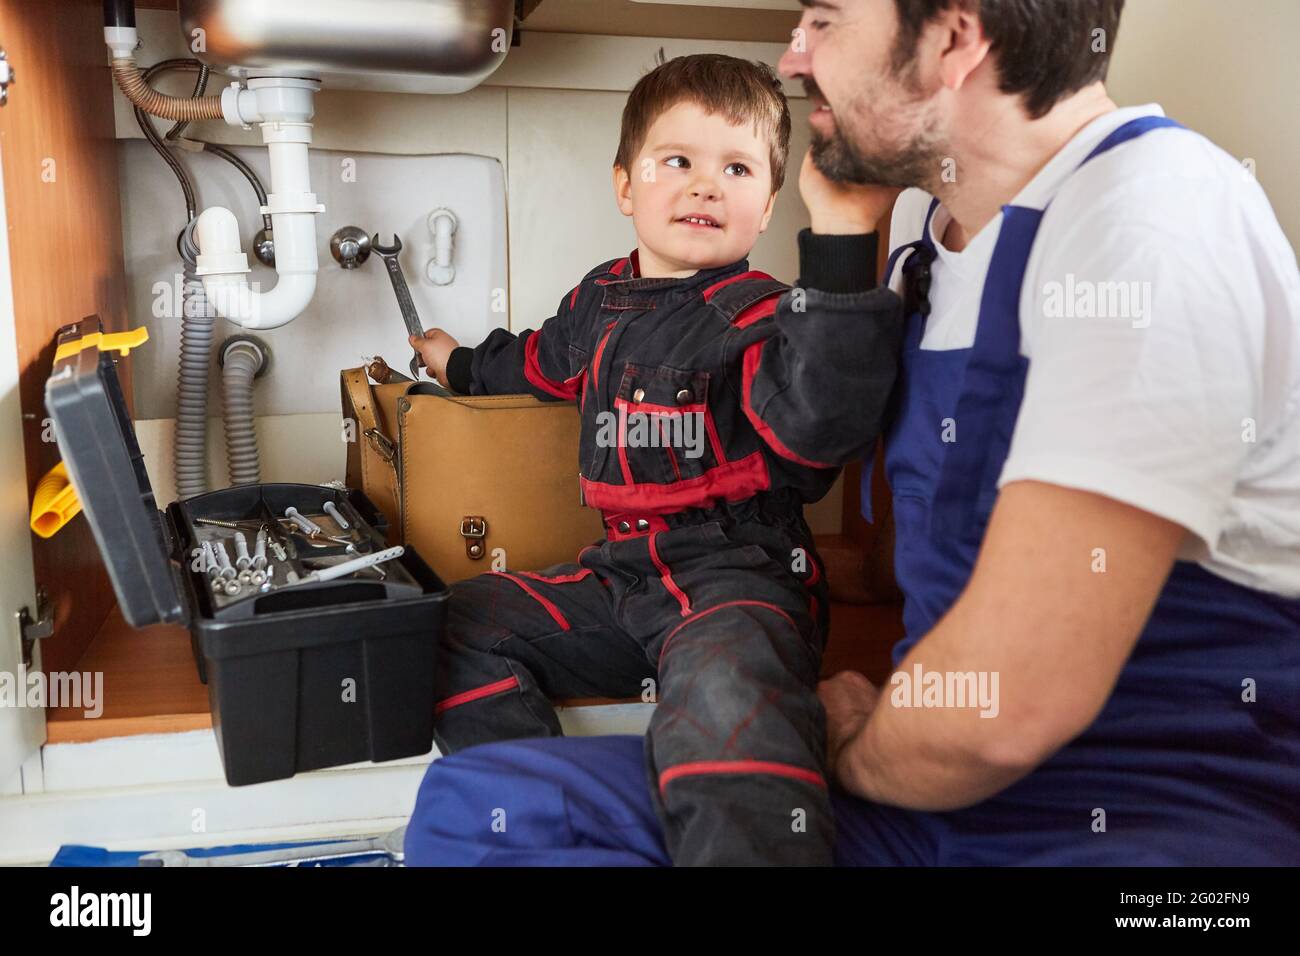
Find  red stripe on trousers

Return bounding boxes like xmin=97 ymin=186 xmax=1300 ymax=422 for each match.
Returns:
xmin=518 ymin=568 xmax=594 ymax=585
xmin=435 ymin=676 xmax=520 ymax=715
xmin=648 ymin=532 xmax=691 ymax=616
xmin=490 ymin=572 xmax=572 ymax=631
xmin=658 ymin=599 xmax=800 ymax=665
xmin=659 ymin=759 xmax=827 ymax=794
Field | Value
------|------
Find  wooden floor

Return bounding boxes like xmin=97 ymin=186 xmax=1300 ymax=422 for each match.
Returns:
xmin=45 ymin=608 xmax=210 ymax=742
xmin=45 ymin=600 xmax=904 ymax=744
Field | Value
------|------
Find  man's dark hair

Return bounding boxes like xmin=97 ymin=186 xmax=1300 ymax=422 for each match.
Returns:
xmin=893 ymin=0 xmax=1125 ymax=118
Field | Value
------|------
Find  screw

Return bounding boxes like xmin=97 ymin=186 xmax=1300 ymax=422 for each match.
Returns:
xmin=284 ymin=507 xmax=322 ymax=536
xmin=201 ymin=541 xmax=219 ymax=578
xmin=213 ymin=541 xmax=236 ymax=579
xmin=222 ymin=579 xmax=241 ymax=596
xmin=253 ymin=529 xmax=268 ymax=570
xmin=234 ymin=532 xmax=252 ymax=570
xmin=323 ymin=501 xmax=350 ymax=530
xmin=196 ymin=517 xmax=242 ymax=530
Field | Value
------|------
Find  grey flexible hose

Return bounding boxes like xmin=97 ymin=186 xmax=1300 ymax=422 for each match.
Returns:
xmin=174 ymin=221 xmax=214 ymax=499
xmin=128 ymin=57 xmax=269 ymax=496
xmin=222 ymin=344 xmax=262 ymax=485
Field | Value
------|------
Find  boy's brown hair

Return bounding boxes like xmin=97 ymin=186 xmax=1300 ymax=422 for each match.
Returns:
xmin=615 ymin=51 xmax=792 ymax=193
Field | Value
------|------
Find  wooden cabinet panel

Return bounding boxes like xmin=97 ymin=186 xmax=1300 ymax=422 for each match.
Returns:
xmin=0 ymin=0 xmax=131 ymax=669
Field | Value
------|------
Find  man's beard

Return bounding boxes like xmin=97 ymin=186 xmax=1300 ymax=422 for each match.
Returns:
xmin=810 ymin=123 xmax=939 ymax=189
xmin=808 ymin=70 xmax=946 ymax=191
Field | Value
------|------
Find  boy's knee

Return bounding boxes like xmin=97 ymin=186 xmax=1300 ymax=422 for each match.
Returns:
xmin=659 ymin=603 xmax=820 ymax=689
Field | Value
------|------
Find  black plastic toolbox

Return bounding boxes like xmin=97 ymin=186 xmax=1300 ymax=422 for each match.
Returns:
xmin=43 ymin=317 xmax=449 ymax=786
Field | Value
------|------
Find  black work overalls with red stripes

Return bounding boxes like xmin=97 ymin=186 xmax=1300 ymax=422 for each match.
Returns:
xmin=434 ymin=243 xmax=902 ymax=864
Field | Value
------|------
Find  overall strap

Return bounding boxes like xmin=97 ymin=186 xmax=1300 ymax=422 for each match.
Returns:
xmin=883 ymin=197 xmax=941 ymax=288
xmin=967 ymin=115 xmax=1188 ymax=361
xmin=884 ymin=197 xmax=941 ymax=349
xmin=1079 ymin=115 xmax=1186 ymax=167
xmin=930 ymin=115 xmax=1188 ymax=537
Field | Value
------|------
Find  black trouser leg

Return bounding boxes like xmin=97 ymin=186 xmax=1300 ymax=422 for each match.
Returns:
xmin=433 ymin=562 xmax=653 ymax=753
xmin=644 ymin=601 xmax=832 ymax=865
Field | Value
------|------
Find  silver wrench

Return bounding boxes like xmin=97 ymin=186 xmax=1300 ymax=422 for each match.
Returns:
xmin=371 ymin=234 xmax=426 ymax=380
xmin=137 ymin=825 xmax=406 ymax=867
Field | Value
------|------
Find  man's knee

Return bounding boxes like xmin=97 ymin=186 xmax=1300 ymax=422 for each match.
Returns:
xmin=405 ymin=737 xmax=669 ymax=866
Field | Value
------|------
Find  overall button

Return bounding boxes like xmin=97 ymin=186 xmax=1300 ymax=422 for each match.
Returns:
xmin=616 ymin=521 xmax=631 ymax=533
xmin=675 ymin=388 xmax=693 ymax=404
xmin=635 ymin=519 xmax=650 ymax=531
xmin=633 ymin=387 xmax=646 ymax=403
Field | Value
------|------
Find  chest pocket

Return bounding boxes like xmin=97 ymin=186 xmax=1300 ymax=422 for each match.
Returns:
xmin=613 ymin=363 xmax=727 ymax=486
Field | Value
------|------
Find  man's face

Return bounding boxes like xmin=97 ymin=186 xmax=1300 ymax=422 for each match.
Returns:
xmin=614 ymin=100 xmax=777 ymax=273
xmin=779 ymin=0 xmax=946 ymax=189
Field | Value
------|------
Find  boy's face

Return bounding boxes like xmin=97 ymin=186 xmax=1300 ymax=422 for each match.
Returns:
xmin=613 ymin=100 xmax=778 ymax=277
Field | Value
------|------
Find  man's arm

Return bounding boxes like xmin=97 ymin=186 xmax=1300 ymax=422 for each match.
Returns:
xmin=828 ymin=480 xmax=1186 ymax=811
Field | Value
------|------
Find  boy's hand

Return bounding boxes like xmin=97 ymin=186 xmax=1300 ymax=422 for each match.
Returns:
xmin=798 ymin=149 xmax=902 ymax=235
xmin=408 ymin=328 xmax=460 ymax=388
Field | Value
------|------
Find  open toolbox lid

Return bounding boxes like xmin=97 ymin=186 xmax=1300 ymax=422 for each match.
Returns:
xmin=43 ymin=317 xmax=187 ymax=628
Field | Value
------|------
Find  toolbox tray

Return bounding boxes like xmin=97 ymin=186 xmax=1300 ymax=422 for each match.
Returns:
xmin=44 ymin=318 xmax=449 ymax=786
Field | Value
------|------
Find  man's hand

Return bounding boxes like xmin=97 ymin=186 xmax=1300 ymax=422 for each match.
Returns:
xmin=818 ymin=670 xmax=880 ymax=784
xmin=409 ymin=328 xmax=460 ymax=387
xmin=798 ymin=150 xmax=901 ymax=235
xmin=831 ymin=482 xmax=1187 ymax=809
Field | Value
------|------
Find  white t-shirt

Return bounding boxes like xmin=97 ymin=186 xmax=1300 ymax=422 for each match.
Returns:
xmin=888 ymin=104 xmax=1300 ymax=598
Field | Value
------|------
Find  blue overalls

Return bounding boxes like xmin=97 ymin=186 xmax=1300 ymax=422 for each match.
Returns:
xmin=403 ymin=117 xmax=1300 ymax=866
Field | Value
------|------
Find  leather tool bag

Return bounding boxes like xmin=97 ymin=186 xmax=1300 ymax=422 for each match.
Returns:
xmin=341 ymin=367 xmax=605 ymax=584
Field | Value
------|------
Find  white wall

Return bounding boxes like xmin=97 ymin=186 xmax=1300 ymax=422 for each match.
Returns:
xmin=120 ymin=143 xmax=509 ymax=418
xmin=114 ymin=11 xmax=845 ymax=529
xmin=115 ymin=13 xmax=812 ymax=355
xmin=1107 ymin=0 xmax=1298 ymax=245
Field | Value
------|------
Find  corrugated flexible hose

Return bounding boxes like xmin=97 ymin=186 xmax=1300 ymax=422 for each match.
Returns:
xmin=222 ymin=344 xmax=262 ymax=486
xmin=112 ymin=58 xmax=225 ymax=122
xmin=175 ymin=221 xmax=213 ymax=499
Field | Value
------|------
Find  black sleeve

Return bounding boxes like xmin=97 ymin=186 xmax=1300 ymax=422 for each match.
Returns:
xmin=740 ymin=229 xmax=902 ymax=467
xmin=445 ymin=347 xmax=474 ymax=394
xmin=444 ymin=288 xmax=583 ymax=400
xmin=796 ymin=228 xmax=878 ymax=293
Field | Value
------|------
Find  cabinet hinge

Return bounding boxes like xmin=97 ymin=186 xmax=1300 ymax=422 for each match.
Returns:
xmin=0 ymin=48 xmax=14 ymax=107
xmin=17 ymin=587 xmax=52 ymax=668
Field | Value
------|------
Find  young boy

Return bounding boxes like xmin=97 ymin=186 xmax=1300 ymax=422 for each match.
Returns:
xmin=409 ymin=53 xmax=901 ymax=865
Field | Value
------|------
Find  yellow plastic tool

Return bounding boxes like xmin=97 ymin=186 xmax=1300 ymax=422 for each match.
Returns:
xmin=52 ymin=325 xmax=149 ymax=364
xmin=30 ymin=461 xmax=81 ymax=539
xmin=33 ymin=325 xmax=148 ymax=537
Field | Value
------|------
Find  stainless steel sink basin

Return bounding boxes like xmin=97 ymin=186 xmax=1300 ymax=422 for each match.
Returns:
xmin=178 ymin=0 xmax=515 ymax=93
